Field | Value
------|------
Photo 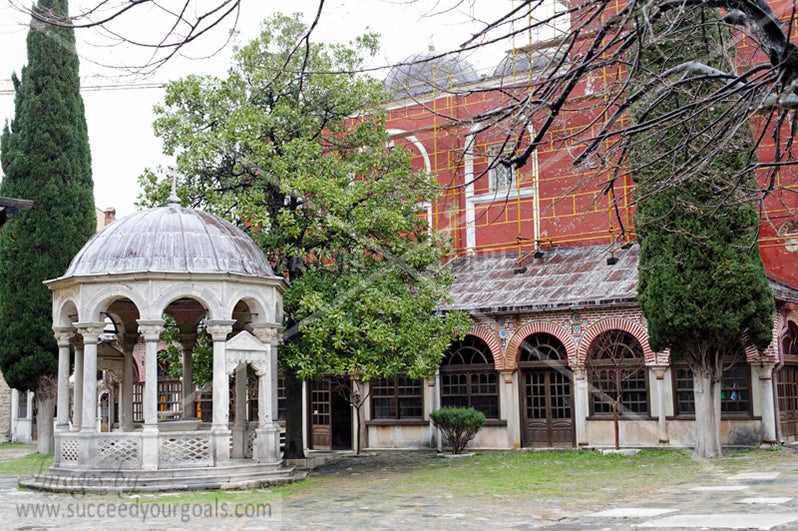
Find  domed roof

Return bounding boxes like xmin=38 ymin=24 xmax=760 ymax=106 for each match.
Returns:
xmin=385 ymin=50 xmax=479 ymax=99
xmin=490 ymin=49 xmax=565 ymax=80
xmin=63 ymin=203 xmax=275 ymax=278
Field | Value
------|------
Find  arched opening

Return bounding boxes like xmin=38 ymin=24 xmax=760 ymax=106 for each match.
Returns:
xmin=440 ymin=336 xmax=499 ymax=419
xmin=518 ymin=333 xmax=573 ymax=447
xmin=779 ymin=321 xmax=798 ymax=439
xmin=586 ymin=330 xmax=648 ymax=417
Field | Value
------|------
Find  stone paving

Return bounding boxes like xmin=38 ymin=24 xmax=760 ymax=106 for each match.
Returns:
xmin=3 ymin=444 xmax=798 ymax=530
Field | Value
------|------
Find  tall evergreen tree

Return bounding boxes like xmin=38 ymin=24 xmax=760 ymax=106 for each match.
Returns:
xmin=631 ymin=7 xmax=774 ymax=457
xmin=0 ymin=0 xmax=96 ymax=453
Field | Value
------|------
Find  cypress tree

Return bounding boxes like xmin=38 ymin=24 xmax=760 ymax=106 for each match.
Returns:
xmin=0 ymin=0 xmax=95 ymax=452
xmin=631 ymin=8 xmax=774 ymax=457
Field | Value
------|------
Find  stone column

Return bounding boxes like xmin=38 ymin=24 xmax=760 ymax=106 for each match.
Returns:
xmin=500 ymin=370 xmax=520 ymax=448
xmin=760 ymin=363 xmax=777 ymax=444
xmin=72 ymin=342 xmax=84 ymax=432
xmin=573 ymin=366 xmax=589 ymax=447
xmin=252 ymin=325 xmax=283 ymax=462
xmin=232 ymin=363 xmax=248 ymax=458
xmin=206 ymin=319 xmax=236 ymax=464
xmin=179 ymin=332 xmax=197 ymax=420
xmin=137 ymin=319 xmax=164 ymax=470
xmin=651 ymin=366 xmax=669 ymax=444
xmin=119 ymin=333 xmax=139 ymax=431
xmin=75 ymin=322 xmax=106 ymax=467
xmin=53 ymin=327 xmax=73 ymax=432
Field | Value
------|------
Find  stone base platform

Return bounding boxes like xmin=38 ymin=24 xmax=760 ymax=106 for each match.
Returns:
xmin=20 ymin=459 xmax=304 ymax=493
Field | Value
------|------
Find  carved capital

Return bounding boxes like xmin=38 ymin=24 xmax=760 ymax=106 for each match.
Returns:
xmin=205 ymin=319 xmax=236 ymax=341
xmin=251 ymin=323 xmax=284 ymax=345
xmin=74 ymin=321 xmax=107 ymax=344
xmin=572 ymin=366 xmax=586 ymax=379
xmin=137 ymin=319 xmax=165 ymax=341
xmin=178 ymin=332 xmax=198 ymax=353
xmin=650 ymin=365 xmax=669 ymax=379
xmin=52 ymin=326 xmax=75 ymax=347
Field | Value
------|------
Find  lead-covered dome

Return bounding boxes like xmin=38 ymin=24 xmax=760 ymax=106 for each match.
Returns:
xmin=62 ymin=203 xmax=275 ymax=278
xmin=490 ymin=49 xmax=565 ymax=80
xmin=385 ymin=49 xmax=479 ymax=99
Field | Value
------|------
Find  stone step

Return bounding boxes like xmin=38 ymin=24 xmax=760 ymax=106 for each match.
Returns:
xmin=19 ymin=463 xmax=302 ymax=493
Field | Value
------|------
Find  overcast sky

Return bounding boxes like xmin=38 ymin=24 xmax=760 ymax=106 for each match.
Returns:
xmin=0 ymin=1 xmax=515 ymax=218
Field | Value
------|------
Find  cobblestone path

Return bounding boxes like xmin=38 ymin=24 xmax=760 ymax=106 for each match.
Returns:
xmin=3 ymin=445 xmax=798 ymax=530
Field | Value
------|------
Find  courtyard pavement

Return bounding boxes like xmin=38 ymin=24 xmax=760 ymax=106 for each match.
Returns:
xmin=3 ymin=444 xmax=798 ymax=530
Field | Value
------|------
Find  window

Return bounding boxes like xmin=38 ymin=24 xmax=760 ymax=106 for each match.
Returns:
xmin=587 ymin=330 xmax=648 ymax=416
xmin=673 ymin=357 xmax=752 ymax=417
xmin=488 ymin=145 xmax=515 ymax=190
xmin=371 ymin=377 xmax=423 ymax=420
xmin=18 ymin=391 xmax=27 ymax=418
xmin=440 ymin=336 xmax=499 ymax=419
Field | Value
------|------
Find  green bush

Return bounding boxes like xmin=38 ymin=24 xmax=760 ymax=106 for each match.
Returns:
xmin=430 ymin=406 xmax=485 ymax=454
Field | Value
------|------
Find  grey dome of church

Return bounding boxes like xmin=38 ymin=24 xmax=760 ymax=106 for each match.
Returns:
xmin=385 ymin=49 xmax=479 ymax=98
xmin=490 ymin=49 xmax=565 ymax=79
xmin=62 ymin=203 xmax=275 ymax=278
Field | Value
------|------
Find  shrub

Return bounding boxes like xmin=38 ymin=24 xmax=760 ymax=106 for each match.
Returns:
xmin=429 ymin=406 xmax=485 ymax=454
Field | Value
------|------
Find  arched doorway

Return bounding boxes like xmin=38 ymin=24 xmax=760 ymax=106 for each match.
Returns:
xmin=779 ymin=321 xmax=798 ymax=440
xmin=518 ymin=333 xmax=573 ymax=448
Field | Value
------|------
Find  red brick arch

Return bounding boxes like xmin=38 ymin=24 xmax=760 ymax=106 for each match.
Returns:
xmin=461 ymin=325 xmax=503 ymax=369
xmin=505 ymin=321 xmax=576 ymax=369
xmin=577 ymin=317 xmax=654 ymax=365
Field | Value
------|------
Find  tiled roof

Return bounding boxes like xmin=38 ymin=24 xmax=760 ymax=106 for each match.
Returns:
xmin=440 ymin=244 xmax=798 ymax=314
xmin=441 ymin=244 xmax=639 ymax=314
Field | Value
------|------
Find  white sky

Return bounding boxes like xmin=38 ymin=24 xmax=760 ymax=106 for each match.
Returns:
xmin=0 ymin=1 xmax=518 ymax=218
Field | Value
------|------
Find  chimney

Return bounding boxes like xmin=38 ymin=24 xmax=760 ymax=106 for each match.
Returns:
xmin=104 ymin=207 xmax=116 ymax=226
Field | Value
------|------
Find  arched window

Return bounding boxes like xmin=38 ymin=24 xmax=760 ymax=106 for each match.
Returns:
xmin=587 ymin=330 xmax=648 ymax=416
xmin=519 ymin=333 xmax=568 ymax=364
xmin=440 ymin=336 xmax=499 ymax=418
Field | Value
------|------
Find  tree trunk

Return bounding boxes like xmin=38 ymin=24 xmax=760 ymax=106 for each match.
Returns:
xmin=282 ymin=367 xmax=305 ymax=459
xmin=36 ymin=394 xmax=55 ymax=455
xmin=693 ymin=370 xmax=722 ymax=457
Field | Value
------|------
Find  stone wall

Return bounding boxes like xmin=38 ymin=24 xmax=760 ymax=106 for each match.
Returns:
xmin=0 ymin=371 xmax=11 ymax=442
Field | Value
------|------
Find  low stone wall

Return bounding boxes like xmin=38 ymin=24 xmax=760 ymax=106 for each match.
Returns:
xmin=0 ymin=372 xmax=9 ymax=442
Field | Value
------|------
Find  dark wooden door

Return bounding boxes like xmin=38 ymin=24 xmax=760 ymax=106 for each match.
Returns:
xmin=309 ymin=379 xmax=332 ymax=449
xmin=522 ymin=368 xmax=574 ymax=448
xmin=778 ymin=364 xmax=798 ymax=440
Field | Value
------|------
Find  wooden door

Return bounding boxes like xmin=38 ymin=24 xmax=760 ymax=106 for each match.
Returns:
xmin=522 ymin=368 xmax=574 ymax=448
xmin=309 ymin=378 xmax=332 ymax=449
xmin=778 ymin=364 xmax=798 ymax=440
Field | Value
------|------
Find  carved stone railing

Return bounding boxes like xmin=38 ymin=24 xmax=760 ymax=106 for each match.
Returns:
xmin=95 ymin=433 xmax=142 ymax=469
xmin=158 ymin=432 xmax=213 ymax=468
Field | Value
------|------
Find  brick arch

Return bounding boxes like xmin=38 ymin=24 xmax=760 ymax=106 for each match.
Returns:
xmin=460 ymin=325 xmax=503 ymax=369
xmin=505 ymin=321 xmax=576 ymax=369
xmin=578 ymin=318 xmax=654 ymax=365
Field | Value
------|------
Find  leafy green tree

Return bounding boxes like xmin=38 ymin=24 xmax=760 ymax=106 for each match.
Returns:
xmin=0 ymin=0 xmax=96 ymax=453
xmin=631 ymin=7 xmax=774 ymax=457
xmin=140 ymin=13 xmax=470 ymax=458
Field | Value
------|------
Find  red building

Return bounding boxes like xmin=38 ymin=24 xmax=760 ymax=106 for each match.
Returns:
xmin=303 ymin=4 xmax=798 ymax=452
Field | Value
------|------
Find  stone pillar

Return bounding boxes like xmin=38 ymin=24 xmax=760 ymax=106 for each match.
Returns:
xmin=651 ymin=366 xmax=669 ymax=444
xmin=75 ymin=322 xmax=106 ymax=467
xmin=72 ymin=343 xmax=84 ymax=432
xmin=137 ymin=319 xmax=164 ymax=470
xmin=76 ymin=322 xmax=105 ymax=434
xmin=179 ymin=332 xmax=197 ymax=420
xmin=207 ymin=320 xmax=235 ymax=464
xmin=500 ymin=370 xmax=520 ymax=448
xmin=252 ymin=325 xmax=283 ymax=462
xmin=573 ymin=367 xmax=589 ymax=447
xmin=232 ymin=363 xmax=248 ymax=458
xmin=760 ymin=363 xmax=777 ymax=444
xmin=53 ymin=327 xmax=73 ymax=432
xmin=119 ymin=333 xmax=138 ymax=432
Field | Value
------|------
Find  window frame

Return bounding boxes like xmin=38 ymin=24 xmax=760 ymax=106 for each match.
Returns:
xmin=672 ymin=358 xmax=753 ymax=419
xmin=587 ymin=331 xmax=650 ymax=418
xmin=440 ymin=336 xmax=500 ymax=419
xmin=370 ymin=376 xmax=424 ymax=421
